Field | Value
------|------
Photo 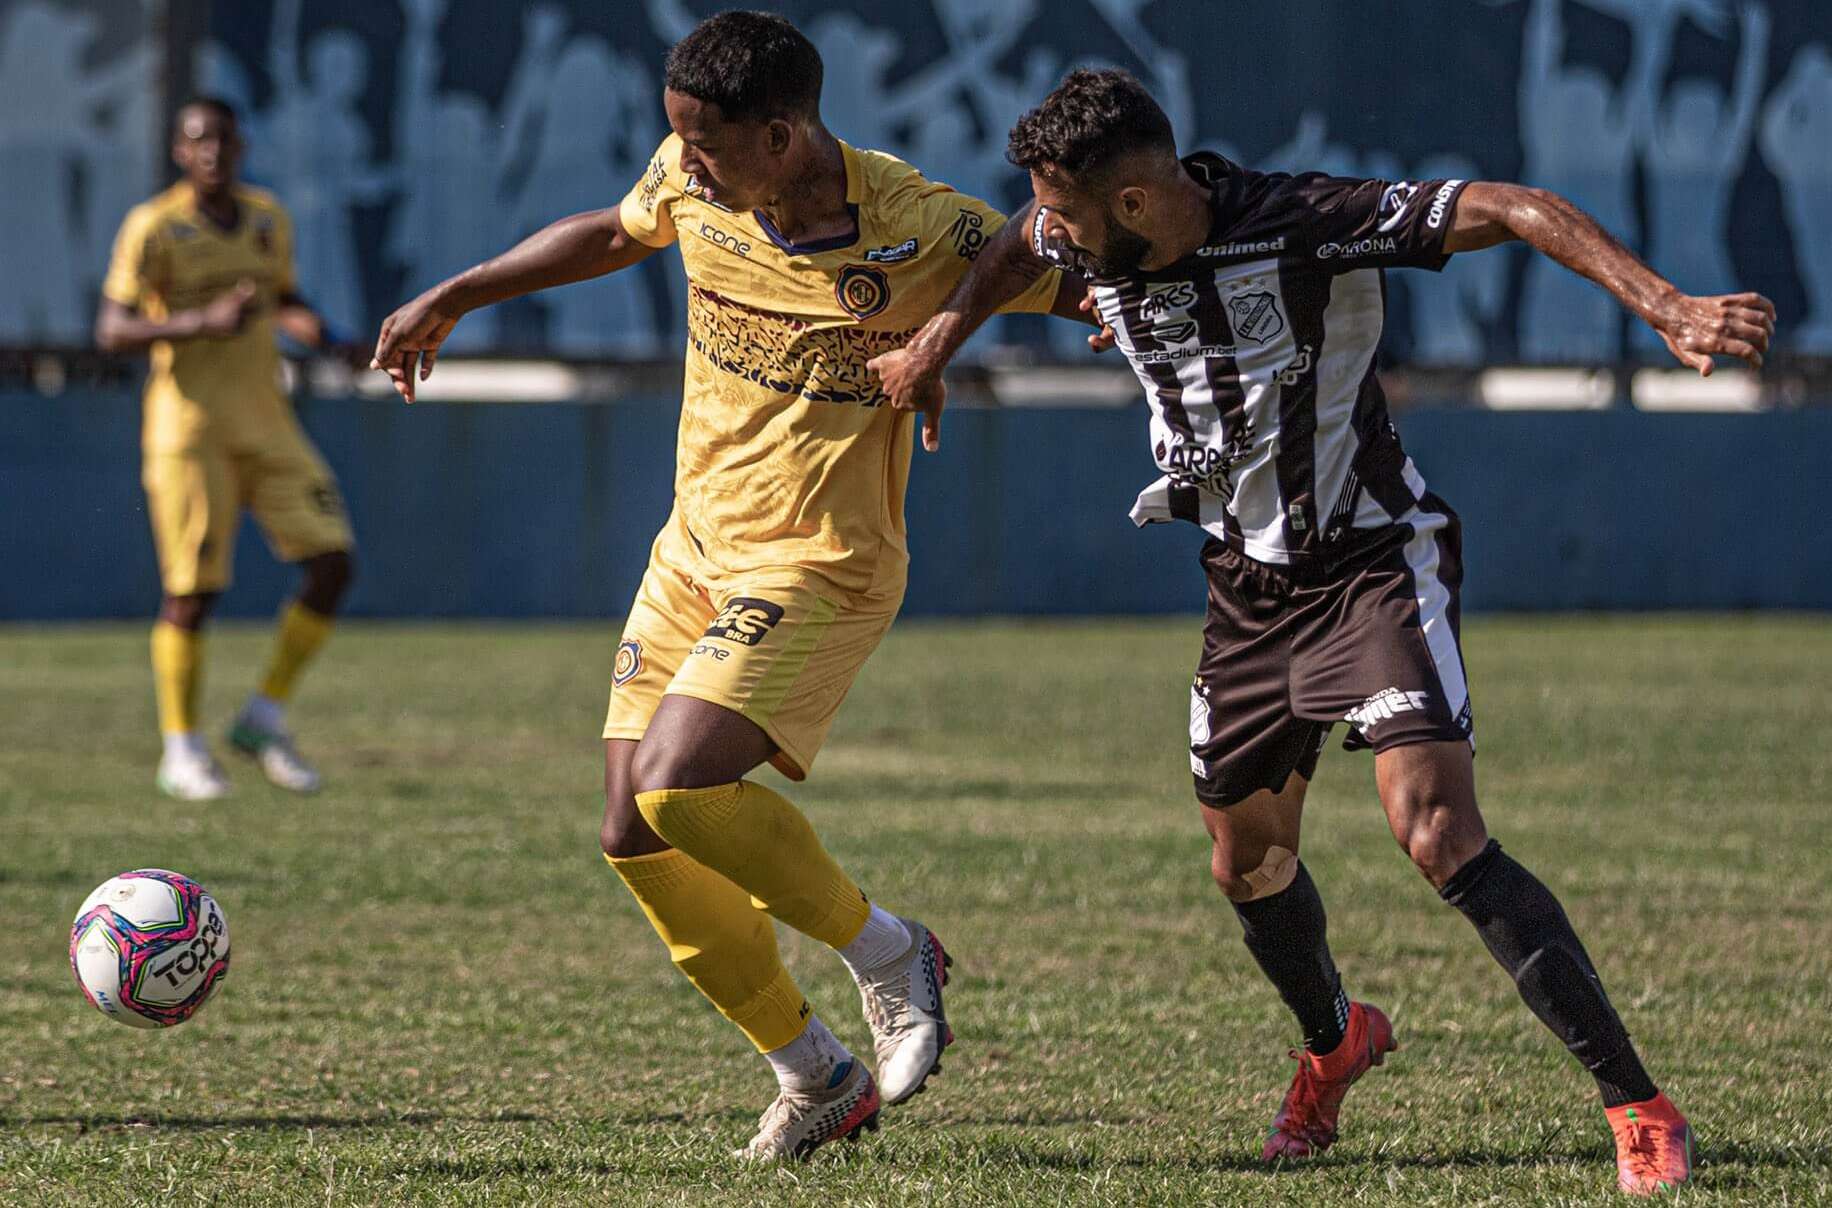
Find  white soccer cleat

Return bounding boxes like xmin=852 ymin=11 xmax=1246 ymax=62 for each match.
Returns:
xmin=856 ymin=918 xmax=955 ymax=1105
xmin=229 ymin=717 xmax=323 ymax=793
xmin=734 ymin=1059 xmax=882 ymax=1162
xmin=155 ymin=748 xmax=231 ymax=801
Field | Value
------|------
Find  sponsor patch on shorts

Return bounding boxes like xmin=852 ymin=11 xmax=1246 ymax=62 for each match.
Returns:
xmin=704 ymin=597 xmax=785 ymax=646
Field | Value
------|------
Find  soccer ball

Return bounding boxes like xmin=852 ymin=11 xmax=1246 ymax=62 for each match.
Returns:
xmin=69 ymin=869 xmax=230 ymax=1028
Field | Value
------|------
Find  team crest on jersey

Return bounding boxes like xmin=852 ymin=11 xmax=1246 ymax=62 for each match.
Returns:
xmin=834 ymin=264 xmax=890 ymax=320
xmin=1227 ymin=290 xmax=1285 ymax=343
xmin=613 ymin=638 xmax=644 ymax=686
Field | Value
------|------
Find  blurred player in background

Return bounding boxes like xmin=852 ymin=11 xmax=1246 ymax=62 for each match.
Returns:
xmin=873 ymin=69 xmax=1775 ymax=1196
xmin=370 ymin=11 xmax=1086 ymax=1161
xmin=96 ymin=99 xmax=358 ymax=801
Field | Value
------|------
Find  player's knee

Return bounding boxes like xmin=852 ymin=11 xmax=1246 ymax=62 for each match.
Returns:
xmin=628 ymin=742 xmax=688 ymax=800
xmin=1211 ymin=843 xmax=1298 ymax=902
xmin=600 ymin=791 xmax=669 ymax=859
xmin=301 ymin=550 xmax=354 ymax=613
xmin=1392 ymin=796 xmax=1486 ymax=888
xmin=160 ymin=593 xmax=217 ymax=631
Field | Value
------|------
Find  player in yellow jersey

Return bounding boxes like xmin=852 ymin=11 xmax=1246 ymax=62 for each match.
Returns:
xmin=371 ymin=11 xmax=1086 ymax=1160
xmin=96 ymin=99 xmax=357 ymax=801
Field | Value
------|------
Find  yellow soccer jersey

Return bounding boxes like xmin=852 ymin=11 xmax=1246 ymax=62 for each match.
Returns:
xmin=103 ymin=184 xmax=299 ymax=454
xmin=619 ymin=134 xmax=1061 ymax=601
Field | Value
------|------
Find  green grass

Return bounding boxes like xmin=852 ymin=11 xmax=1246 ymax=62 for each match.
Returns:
xmin=1 ymin=615 xmax=1829 ymax=1205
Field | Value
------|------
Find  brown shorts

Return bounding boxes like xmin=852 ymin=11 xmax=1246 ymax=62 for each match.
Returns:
xmin=1190 ymin=496 xmax=1474 ymax=808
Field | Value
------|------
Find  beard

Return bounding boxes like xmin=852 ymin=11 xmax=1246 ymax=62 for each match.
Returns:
xmin=1084 ymin=213 xmax=1153 ymax=278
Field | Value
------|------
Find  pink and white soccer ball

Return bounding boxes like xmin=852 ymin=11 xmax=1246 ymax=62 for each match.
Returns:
xmin=69 ymin=869 xmax=230 ymax=1028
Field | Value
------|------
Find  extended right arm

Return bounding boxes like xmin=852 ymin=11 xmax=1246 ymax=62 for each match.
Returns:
xmin=371 ymin=206 xmax=658 ymax=401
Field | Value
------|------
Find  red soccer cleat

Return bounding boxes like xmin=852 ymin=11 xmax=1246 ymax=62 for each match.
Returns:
xmin=1607 ymin=1092 xmax=1692 ymax=1195
xmin=1261 ymin=1000 xmax=1397 ymax=1161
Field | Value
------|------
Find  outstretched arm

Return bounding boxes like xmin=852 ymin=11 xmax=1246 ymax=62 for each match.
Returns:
xmin=370 ymin=207 xmax=657 ymax=401
xmin=1445 ymin=182 xmax=1774 ymax=372
xmin=94 ymin=283 xmax=259 ymax=354
xmin=869 ymin=203 xmax=1097 ymax=451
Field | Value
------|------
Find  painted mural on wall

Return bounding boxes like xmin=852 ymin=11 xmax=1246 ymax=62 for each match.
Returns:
xmin=4 ymin=0 xmax=1829 ymax=361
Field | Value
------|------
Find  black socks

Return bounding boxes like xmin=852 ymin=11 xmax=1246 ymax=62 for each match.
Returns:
xmin=1440 ymin=839 xmax=1658 ymax=1107
xmin=1232 ymin=862 xmax=1350 ymax=1055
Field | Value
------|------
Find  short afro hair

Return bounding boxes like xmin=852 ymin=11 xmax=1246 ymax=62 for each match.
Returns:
xmin=1007 ymin=69 xmax=1175 ymax=189
xmin=665 ymin=10 xmax=823 ymax=124
xmin=173 ymin=95 xmax=238 ymax=135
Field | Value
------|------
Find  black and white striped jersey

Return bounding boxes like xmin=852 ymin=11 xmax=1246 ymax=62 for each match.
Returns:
xmin=1031 ymin=153 xmax=1469 ymax=568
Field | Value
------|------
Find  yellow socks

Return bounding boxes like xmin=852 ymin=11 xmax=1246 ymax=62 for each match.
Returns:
xmin=634 ymin=781 xmax=871 ymax=948
xmin=258 ymin=602 xmax=334 ymax=703
xmin=150 ymin=621 xmax=203 ymax=735
xmin=606 ymin=850 xmax=810 ymax=1052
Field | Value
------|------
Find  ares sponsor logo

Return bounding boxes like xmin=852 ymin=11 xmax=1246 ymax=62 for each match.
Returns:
xmin=865 ymin=237 xmax=919 ymax=264
xmin=1376 ymin=181 xmax=1420 ymax=233
xmin=949 ymin=208 xmax=987 ymax=260
xmin=1198 ymin=235 xmax=1286 ymax=257
xmin=689 ymin=642 xmax=731 ymax=662
xmin=1426 ymin=179 xmax=1463 ymax=230
xmin=695 ymin=222 xmax=752 ymax=258
xmin=834 ymin=264 xmax=891 ymax=319
xmin=1152 ymin=319 xmax=1198 ymax=344
xmin=612 ymin=638 xmax=644 ymax=686
xmin=705 ymin=597 xmax=785 ymax=646
xmin=1227 ymin=289 xmax=1285 ymax=343
xmin=1273 ymin=343 xmax=1314 ymax=386
xmin=1345 ymin=687 xmax=1433 ymax=731
xmin=1316 ymin=235 xmax=1398 ymax=260
xmin=1139 ymin=280 xmax=1198 ymax=321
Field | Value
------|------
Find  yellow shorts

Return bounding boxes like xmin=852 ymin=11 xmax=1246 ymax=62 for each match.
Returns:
xmin=602 ymin=519 xmax=901 ymax=780
xmin=143 ymin=431 xmax=354 ymax=596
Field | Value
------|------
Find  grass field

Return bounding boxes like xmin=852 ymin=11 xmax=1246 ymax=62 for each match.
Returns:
xmin=2 ymin=616 xmax=1829 ymax=1205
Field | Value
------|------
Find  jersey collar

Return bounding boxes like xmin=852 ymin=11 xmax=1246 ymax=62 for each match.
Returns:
xmin=750 ymin=140 xmax=862 ymax=256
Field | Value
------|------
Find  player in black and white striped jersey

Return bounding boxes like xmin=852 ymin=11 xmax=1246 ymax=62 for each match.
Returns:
xmin=871 ymin=68 xmax=1775 ymax=1196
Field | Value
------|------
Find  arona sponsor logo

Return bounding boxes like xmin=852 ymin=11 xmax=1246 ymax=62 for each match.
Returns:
xmin=1316 ymin=235 xmax=1399 ymax=260
xmin=865 ymin=237 xmax=919 ymax=264
xmin=689 ymin=642 xmax=731 ymax=662
xmin=1198 ymin=236 xmax=1286 ymax=257
xmin=1426 ymin=179 xmax=1463 ymax=229
xmin=695 ymin=222 xmax=752 ymax=257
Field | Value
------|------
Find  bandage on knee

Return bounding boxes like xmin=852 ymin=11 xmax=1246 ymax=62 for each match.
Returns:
xmin=1239 ymin=844 xmax=1299 ymax=899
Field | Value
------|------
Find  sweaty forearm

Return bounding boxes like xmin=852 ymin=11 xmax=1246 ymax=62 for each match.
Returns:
xmin=1493 ymin=185 xmax=1679 ymax=326
xmin=438 ymin=209 xmax=636 ymax=314
xmin=904 ymin=209 xmax=1050 ymax=371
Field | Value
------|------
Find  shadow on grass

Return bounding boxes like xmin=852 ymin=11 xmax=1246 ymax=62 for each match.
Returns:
xmin=3 ymin=1110 xmax=548 ymax=1132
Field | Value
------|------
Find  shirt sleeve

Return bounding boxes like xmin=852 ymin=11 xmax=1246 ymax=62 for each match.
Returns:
xmin=618 ymin=134 xmax=686 ymax=248
xmin=913 ymin=186 xmax=1063 ymax=316
xmin=101 ymin=205 xmax=163 ymax=308
xmin=1279 ymin=175 xmax=1470 ymax=273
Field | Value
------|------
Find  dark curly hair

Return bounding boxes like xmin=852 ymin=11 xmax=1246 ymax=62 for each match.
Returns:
xmin=665 ymin=11 xmax=823 ymax=123
xmin=1006 ymin=69 xmax=1175 ymax=189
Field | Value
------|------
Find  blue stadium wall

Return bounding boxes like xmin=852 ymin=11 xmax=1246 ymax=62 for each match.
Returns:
xmin=4 ymin=392 xmax=1826 ymax=619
